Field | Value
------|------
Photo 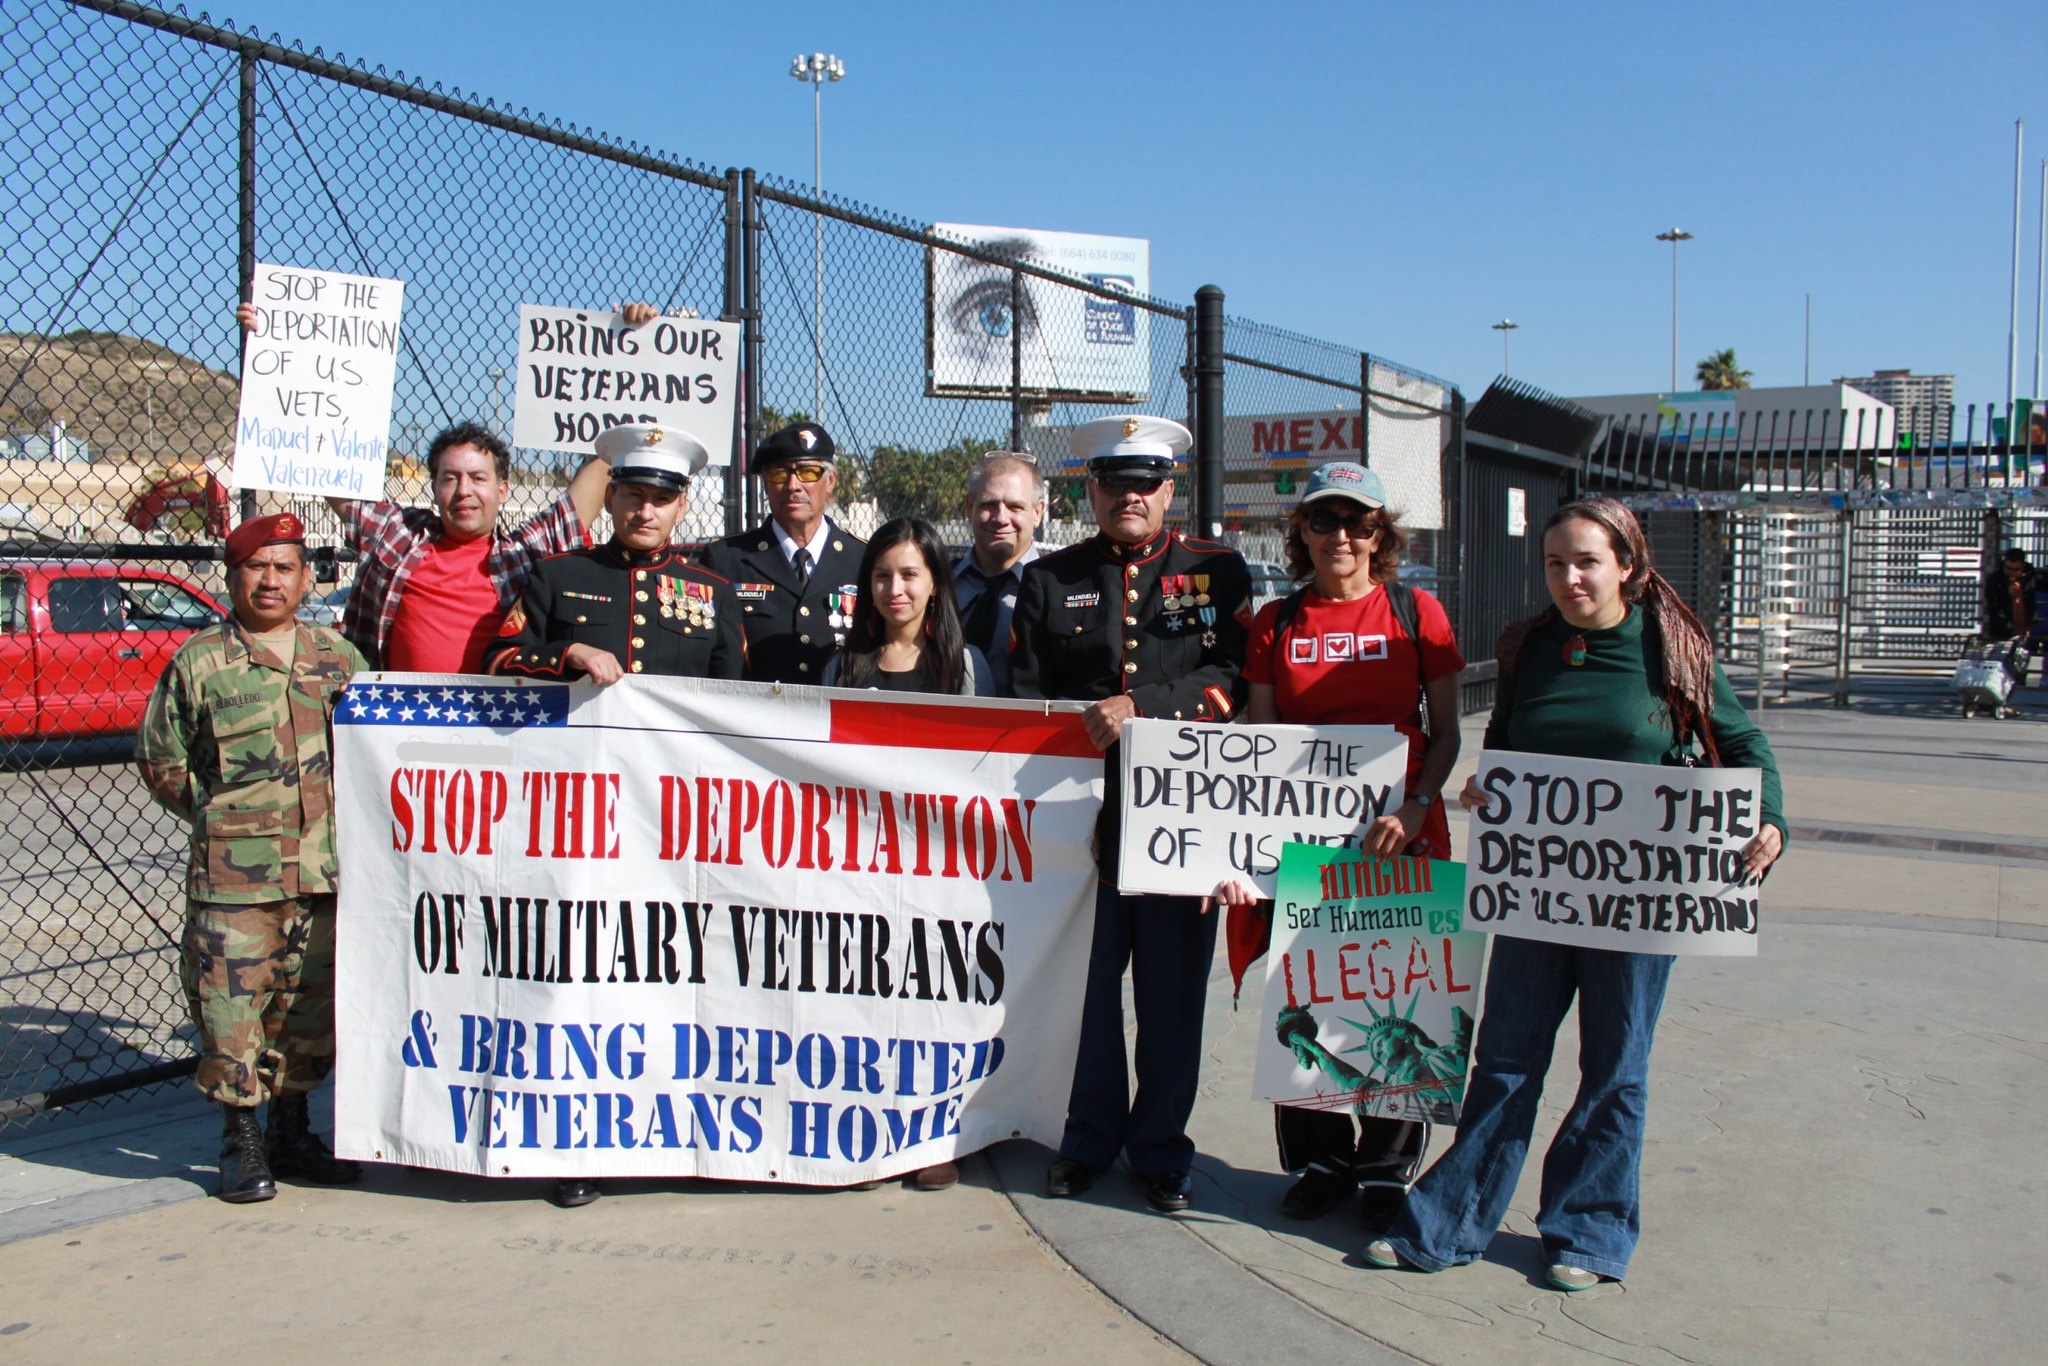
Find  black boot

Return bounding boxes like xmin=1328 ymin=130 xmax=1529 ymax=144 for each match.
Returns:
xmin=266 ymin=1092 xmax=363 ymax=1185
xmin=218 ymin=1104 xmax=277 ymax=1204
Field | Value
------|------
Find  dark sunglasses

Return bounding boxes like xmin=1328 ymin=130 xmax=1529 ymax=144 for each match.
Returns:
xmin=1305 ymin=504 xmax=1377 ymax=536
xmin=1094 ymin=475 xmax=1167 ymax=495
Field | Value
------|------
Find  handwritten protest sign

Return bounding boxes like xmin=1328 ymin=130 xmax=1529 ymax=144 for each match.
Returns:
xmin=1463 ymin=750 xmax=1765 ymax=956
xmin=333 ymin=678 xmax=1101 ymax=1183
xmin=513 ymin=307 xmax=740 ymax=459
xmin=232 ymin=263 xmax=404 ymax=497
xmin=1251 ymin=846 xmax=1482 ymax=1124
xmin=1116 ymin=718 xmax=1408 ymax=897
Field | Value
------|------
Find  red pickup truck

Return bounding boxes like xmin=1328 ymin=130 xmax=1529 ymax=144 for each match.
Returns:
xmin=1 ymin=561 xmax=227 ymax=741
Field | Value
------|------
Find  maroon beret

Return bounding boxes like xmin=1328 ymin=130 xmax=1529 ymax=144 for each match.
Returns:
xmin=224 ymin=512 xmax=305 ymax=566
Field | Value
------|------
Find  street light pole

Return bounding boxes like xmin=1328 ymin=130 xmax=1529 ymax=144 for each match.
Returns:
xmin=1656 ymin=228 xmax=1693 ymax=392
xmin=790 ymin=52 xmax=845 ymax=425
xmin=1491 ymin=318 xmax=1519 ymax=376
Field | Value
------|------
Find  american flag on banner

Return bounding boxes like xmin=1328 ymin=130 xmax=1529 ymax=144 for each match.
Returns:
xmin=334 ymin=681 xmax=569 ymax=728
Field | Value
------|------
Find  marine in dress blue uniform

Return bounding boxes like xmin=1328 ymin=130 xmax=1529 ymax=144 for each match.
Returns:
xmin=700 ymin=422 xmax=866 ymax=684
xmin=1009 ymin=415 xmax=1252 ymax=1213
xmin=488 ymin=424 xmax=743 ymax=689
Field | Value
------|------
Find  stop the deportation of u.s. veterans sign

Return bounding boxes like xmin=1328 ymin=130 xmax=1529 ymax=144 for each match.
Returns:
xmin=512 ymin=306 xmax=740 ymax=458
xmin=1115 ymin=717 xmax=1409 ymax=897
xmin=232 ymin=263 xmax=404 ymax=497
xmin=331 ymin=676 xmax=1102 ymax=1183
xmin=1463 ymin=749 xmax=1766 ymax=956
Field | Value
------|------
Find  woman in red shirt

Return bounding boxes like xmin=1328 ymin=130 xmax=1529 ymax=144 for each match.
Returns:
xmin=1233 ymin=462 xmax=1465 ymax=1228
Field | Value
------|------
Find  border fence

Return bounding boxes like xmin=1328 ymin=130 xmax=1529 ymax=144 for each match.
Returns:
xmin=1 ymin=0 xmax=1462 ymax=1119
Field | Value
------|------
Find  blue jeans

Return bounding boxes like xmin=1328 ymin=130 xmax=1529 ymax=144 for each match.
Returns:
xmin=1058 ymin=886 xmax=1219 ymax=1176
xmin=1382 ymin=935 xmax=1674 ymax=1281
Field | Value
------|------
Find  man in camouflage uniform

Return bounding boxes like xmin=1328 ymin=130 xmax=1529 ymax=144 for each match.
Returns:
xmin=138 ymin=512 xmax=366 ymax=1203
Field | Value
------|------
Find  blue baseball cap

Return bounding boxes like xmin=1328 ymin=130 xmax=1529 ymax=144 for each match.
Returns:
xmin=1299 ymin=461 xmax=1386 ymax=510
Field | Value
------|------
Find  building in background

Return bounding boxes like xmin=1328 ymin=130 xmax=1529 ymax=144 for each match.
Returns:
xmin=1568 ymin=383 xmax=1897 ymax=452
xmin=1837 ymin=370 xmax=1954 ymax=445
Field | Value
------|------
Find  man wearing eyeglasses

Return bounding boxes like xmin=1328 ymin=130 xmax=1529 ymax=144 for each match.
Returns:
xmin=702 ymin=422 xmax=866 ymax=684
xmin=1009 ymin=414 xmax=1253 ymax=1216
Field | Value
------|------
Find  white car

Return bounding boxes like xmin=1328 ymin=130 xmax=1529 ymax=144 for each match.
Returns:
xmin=1246 ymin=559 xmax=1294 ymax=612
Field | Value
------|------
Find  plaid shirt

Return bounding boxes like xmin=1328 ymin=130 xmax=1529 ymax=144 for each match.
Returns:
xmin=338 ymin=492 xmax=588 ymax=667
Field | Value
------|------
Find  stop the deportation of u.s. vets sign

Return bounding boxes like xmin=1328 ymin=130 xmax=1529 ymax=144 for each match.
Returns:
xmin=1463 ymin=749 xmax=1766 ymax=956
xmin=1115 ymin=717 xmax=1409 ymax=898
xmin=512 ymin=307 xmax=740 ymax=458
xmin=232 ymin=263 xmax=404 ymax=497
xmin=331 ymin=676 xmax=1101 ymax=1183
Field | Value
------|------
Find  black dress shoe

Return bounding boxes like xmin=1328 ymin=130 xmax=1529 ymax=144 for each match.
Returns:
xmin=1280 ymin=1167 xmax=1356 ymax=1221
xmin=1045 ymin=1157 xmax=1096 ymax=1198
xmin=552 ymin=1179 xmax=602 ymax=1208
xmin=1139 ymin=1169 xmax=1192 ymax=1213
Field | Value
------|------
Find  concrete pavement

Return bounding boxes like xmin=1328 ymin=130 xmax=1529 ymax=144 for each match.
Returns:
xmin=3 ymin=678 xmax=2045 ymax=1363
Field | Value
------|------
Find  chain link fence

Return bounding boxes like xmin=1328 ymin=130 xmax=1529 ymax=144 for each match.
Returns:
xmin=1 ymin=0 xmax=1462 ymax=1121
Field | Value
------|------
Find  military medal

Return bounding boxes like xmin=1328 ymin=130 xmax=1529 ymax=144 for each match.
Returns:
xmin=1193 ymin=574 xmax=1212 ymax=607
xmin=1201 ymin=628 xmax=1218 ymax=648
xmin=1563 ymin=634 xmax=1587 ymax=667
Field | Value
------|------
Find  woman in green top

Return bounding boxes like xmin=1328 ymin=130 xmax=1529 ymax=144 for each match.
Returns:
xmin=1366 ymin=497 xmax=1785 ymax=1292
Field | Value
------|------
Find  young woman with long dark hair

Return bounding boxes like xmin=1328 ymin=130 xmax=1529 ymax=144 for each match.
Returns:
xmin=826 ymin=517 xmax=990 ymax=695
xmin=1364 ymin=496 xmax=1785 ymax=1291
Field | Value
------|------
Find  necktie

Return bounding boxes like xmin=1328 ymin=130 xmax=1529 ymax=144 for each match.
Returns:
xmin=964 ymin=571 xmax=1010 ymax=654
xmin=793 ymin=546 xmax=812 ymax=591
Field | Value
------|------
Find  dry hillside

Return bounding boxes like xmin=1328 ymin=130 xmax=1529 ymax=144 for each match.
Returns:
xmin=0 ymin=330 xmax=239 ymax=464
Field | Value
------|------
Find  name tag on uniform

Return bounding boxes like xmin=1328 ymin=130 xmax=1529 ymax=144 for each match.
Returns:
xmin=1064 ymin=591 xmax=1100 ymax=608
xmin=733 ymin=583 xmax=773 ymax=601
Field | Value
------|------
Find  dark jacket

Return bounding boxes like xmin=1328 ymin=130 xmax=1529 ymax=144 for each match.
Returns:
xmin=701 ymin=519 xmax=867 ymax=684
xmin=485 ymin=541 xmax=744 ymax=681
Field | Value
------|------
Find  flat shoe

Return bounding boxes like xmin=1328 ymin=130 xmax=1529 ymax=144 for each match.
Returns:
xmin=1362 ymin=1238 xmax=1412 ymax=1270
xmin=1139 ymin=1169 xmax=1191 ymax=1213
xmin=1280 ymin=1167 xmax=1355 ymax=1221
xmin=552 ymin=1179 xmax=601 ymax=1208
xmin=1045 ymin=1157 xmax=1097 ymax=1198
xmin=1547 ymin=1264 xmax=1602 ymax=1292
xmin=913 ymin=1161 xmax=960 ymax=1191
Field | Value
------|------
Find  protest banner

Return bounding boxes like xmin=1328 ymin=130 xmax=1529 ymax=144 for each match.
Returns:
xmin=513 ymin=307 xmax=740 ymax=458
xmin=332 ymin=677 xmax=1102 ymax=1183
xmin=1250 ymin=846 xmax=1482 ymax=1125
xmin=1116 ymin=717 xmax=1408 ymax=897
xmin=1463 ymin=749 xmax=1765 ymax=956
xmin=232 ymin=263 xmax=404 ymax=497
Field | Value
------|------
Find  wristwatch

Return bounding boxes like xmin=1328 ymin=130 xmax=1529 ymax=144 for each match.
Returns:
xmin=1412 ymin=792 xmax=1436 ymax=809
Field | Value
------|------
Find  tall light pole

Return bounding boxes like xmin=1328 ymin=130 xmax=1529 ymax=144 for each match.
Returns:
xmin=1656 ymin=228 xmax=1693 ymax=392
xmin=1491 ymin=318 xmax=1519 ymax=375
xmin=791 ymin=52 xmax=845 ymax=425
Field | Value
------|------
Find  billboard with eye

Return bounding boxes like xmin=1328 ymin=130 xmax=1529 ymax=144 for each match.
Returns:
xmin=926 ymin=223 xmax=1151 ymax=402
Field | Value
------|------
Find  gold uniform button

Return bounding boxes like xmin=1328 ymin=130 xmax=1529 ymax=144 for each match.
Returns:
xmin=632 ymin=637 xmax=645 ymax=647
xmin=1123 ymin=662 xmax=1138 ymax=674
xmin=1126 ymin=565 xmax=1139 ymax=577
xmin=798 ymin=662 xmax=810 ymax=673
xmin=1126 ymin=589 xmax=1139 ymax=602
xmin=636 ymin=591 xmax=649 ymax=602
xmin=800 ymin=634 xmax=811 ymax=644
xmin=635 ymin=571 xmax=648 ymax=581
xmin=1124 ymin=616 xmax=1137 ymax=626
xmin=1124 ymin=638 xmax=1138 ymax=649
xmin=1072 ymin=624 xmax=1084 ymax=634
xmin=799 ymin=606 xmax=811 ymax=617
xmin=630 ymin=660 xmax=643 ymax=673
xmin=575 ymin=614 xmax=587 ymax=624
xmin=744 ymin=605 xmax=754 ymax=612
xmin=634 ymin=614 xmax=647 ymax=625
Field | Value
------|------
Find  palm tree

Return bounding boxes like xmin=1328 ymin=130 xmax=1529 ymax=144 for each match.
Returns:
xmin=1695 ymin=348 xmax=1753 ymax=391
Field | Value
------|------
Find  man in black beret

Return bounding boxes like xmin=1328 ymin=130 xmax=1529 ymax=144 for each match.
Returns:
xmin=700 ymin=423 xmax=867 ymax=684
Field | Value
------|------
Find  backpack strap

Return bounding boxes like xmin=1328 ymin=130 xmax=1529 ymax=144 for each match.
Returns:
xmin=1384 ymin=581 xmax=1431 ymax=736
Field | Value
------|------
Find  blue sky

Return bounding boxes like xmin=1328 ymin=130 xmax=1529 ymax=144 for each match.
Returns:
xmin=207 ymin=0 xmax=2046 ymax=405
